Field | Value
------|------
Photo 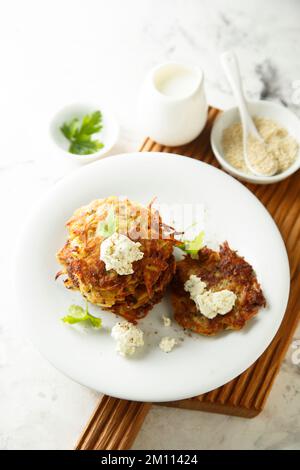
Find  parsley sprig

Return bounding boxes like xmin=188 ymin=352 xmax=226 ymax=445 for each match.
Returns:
xmin=60 ymin=110 xmax=104 ymax=155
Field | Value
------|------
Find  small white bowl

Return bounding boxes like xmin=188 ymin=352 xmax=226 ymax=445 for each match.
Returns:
xmin=211 ymin=100 xmax=300 ymax=184
xmin=50 ymin=103 xmax=119 ymax=163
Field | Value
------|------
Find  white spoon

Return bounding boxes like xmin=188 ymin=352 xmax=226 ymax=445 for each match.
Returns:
xmin=220 ymin=51 xmax=278 ymax=176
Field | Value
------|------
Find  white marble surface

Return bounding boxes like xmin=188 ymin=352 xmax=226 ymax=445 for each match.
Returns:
xmin=1 ymin=0 xmax=300 ymax=450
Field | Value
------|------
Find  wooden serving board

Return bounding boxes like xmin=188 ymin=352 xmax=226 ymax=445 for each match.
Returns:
xmin=76 ymin=107 xmax=300 ymax=450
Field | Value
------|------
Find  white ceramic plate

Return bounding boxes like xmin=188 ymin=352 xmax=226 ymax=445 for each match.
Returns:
xmin=15 ymin=153 xmax=290 ymax=402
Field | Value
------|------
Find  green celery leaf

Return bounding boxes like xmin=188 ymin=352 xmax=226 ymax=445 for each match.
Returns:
xmin=61 ymin=302 xmax=102 ymax=328
xmin=88 ymin=315 xmax=102 ymax=328
xmin=179 ymin=231 xmax=204 ymax=258
xmin=96 ymin=206 xmax=118 ymax=238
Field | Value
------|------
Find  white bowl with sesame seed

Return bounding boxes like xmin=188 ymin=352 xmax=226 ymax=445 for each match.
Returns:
xmin=211 ymin=100 xmax=300 ymax=184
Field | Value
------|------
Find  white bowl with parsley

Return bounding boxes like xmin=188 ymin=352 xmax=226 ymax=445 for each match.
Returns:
xmin=50 ymin=103 xmax=119 ymax=163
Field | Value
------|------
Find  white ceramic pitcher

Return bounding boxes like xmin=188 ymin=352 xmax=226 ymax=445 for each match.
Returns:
xmin=138 ymin=62 xmax=208 ymax=146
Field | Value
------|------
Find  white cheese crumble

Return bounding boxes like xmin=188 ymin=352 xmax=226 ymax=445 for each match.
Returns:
xmin=207 ymin=290 xmax=237 ymax=315
xmin=159 ymin=336 xmax=177 ymax=353
xmin=184 ymin=274 xmax=206 ymax=299
xmin=100 ymin=232 xmax=144 ymax=275
xmin=111 ymin=321 xmax=144 ymax=357
xmin=184 ymin=274 xmax=237 ymax=319
xmin=162 ymin=314 xmax=171 ymax=327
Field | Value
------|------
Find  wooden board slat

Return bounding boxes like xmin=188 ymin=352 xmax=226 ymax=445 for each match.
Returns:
xmin=76 ymin=107 xmax=300 ymax=449
xmin=75 ymin=397 xmax=151 ymax=450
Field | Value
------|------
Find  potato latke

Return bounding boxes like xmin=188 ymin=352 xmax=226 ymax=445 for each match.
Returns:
xmin=171 ymin=242 xmax=266 ymax=335
xmin=56 ymin=197 xmax=177 ymax=322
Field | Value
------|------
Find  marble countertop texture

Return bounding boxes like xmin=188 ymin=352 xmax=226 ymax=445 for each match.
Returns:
xmin=0 ymin=0 xmax=300 ymax=450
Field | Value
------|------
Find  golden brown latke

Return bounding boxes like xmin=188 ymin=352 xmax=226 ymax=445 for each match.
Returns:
xmin=56 ymin=197 xmax=177 ymax=323
xmin=171 ymin=242 xmax=266 ymax=335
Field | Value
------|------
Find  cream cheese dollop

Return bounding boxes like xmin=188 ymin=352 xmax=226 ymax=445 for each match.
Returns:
xmin=184 ymin=274 xmax=206 ymax=298
xmin=184 ymin=274 xmax=236 ymax=319
xmin=111 ymin=321 xmax=144 ymax=357
xmin=100 ymin=232 xmax=144 ymax=275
